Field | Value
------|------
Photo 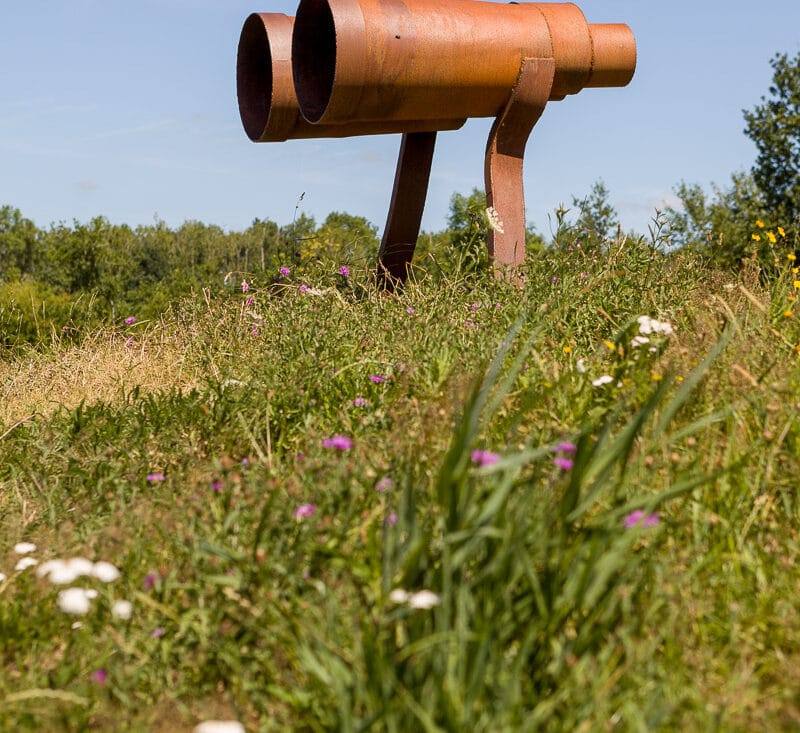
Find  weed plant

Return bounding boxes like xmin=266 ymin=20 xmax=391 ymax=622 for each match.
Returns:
xmin=1 ymin=232 xmax=799 ymax=731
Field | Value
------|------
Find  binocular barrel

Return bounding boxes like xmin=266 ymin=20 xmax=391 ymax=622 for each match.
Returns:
xmin=291 ymin=0 xmax=636 ymax=126
xmin=237 ymin=12 xmax=466 ymax=141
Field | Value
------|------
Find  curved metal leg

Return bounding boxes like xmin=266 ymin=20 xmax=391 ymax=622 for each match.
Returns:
xmin=377 ymin=130 xmax=437 ymax=288
xmin=484 ymin=57 xmax=555 ymax=271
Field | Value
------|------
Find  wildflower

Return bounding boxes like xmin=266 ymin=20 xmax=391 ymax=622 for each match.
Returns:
xmin=785 ymin=310 xmax=794 ymax=318
xmin=485 ymin=206 xmax=505 ymax=234
xmin=13 ymin=542 xmax=36 ymax=554
xmin=752 ymin=234 xmax=761 ymax=242
xmin=146 ymin=472 xmax=165 ymax=483
xmin=152 ymin=626 xmax=165 ymax=638
xmin=142 ymin=573 xmax=158 ymax=590
xmin=409 ymin=590 xmax=441 ymax=609
xmin=92 ymin=669 xmax=108 ymax=685
xmin=37 ymin=557 xmax=94 ymax=584
xmin=124 ymin=316 xmax=137 ymax=325
xmin=322 ymin=435 xmax=352 ymax=450
xmin=91 ymin=561 xmax=121 ymax=583
xmin=553 ymin=456 xmax=574 ymax=471
xmin=57 ymin=587 xmax=97 ymax=615
xmin=756 ymin=219 xmax=765 ymax=228
xmin=631 ymin=335 xmax=650 ymax=348
xmin=14 ymin=557 xmax=38 ymax=571
xmin=339 ymin=265 xmax=350 ymax=277
xmin=375 ymin=476 xmax=395 ymax=492
xmin=592 ymin=375 xmax=614 ymax=387
xmin=293 ymin=503 xmax=316 ymax=519
xmin=623 ymin=510 xmax=660 ymax=529
xmin=603 ymin=340 xmax=616 ymax=351
xmin=211 ymin=479 xmax=224 ymax=492
xmin=787 ymin=252 xmax=796 ymax=262
xmin=388 ymin=588 xmax=410 ymax=604
xmin=779 ymin=227 xmax=787 ymax=238
xmin=767 ymin=230 xmax=777 ymax=244
xmin=0 ymin=573 xmax=6 ymax=582
xmin=125 ymin=337 xmax=136 ymax=347
xmin=352 ymin=397 xmax=368 ymax=408
xmin=576 ymin=358 xmax=586 ymax=373
xmin=637 ymin=315 xmax=674 ymax=336
xmin=111 ymin=599 xmax=133 ymax=620
xmin=551 ymin=275 xmax=558 ymax=284
xmin=299 ymin=284 xmax=309 ymax=292
xmin=471 ymin=449 xmax=500 ymax=467
xmin=563 ymin=346 xmax=572 ymax=354
xmin=406 ymin=306 xmax=415 ymax=314
xmin=794 ymin=281 xmax=800 ymax=290
xmin=553 ymin=441 xmax=577 ymax=454
xmin=385 ymin=511 xmax=398 ymax=526
xmin=240 ymin=280 xmax=250 ymax=293
xmin=369 ymin=374 xmax=387 ymax=384
xmin=193 ymin=722 xmax=245 ymax=733
xmin=279 ymin=266 xmax=291 ymax=277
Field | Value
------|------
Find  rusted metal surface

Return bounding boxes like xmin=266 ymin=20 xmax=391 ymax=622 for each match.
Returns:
xmin=237 ymin=2 xmax=636 ymax=280
xmin=377 ymin=131 xmax=437 ymax=287
xmin=236 ymin=13 xmax=465 ymax=141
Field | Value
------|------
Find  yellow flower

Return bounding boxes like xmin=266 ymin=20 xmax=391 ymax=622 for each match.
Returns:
xmin=794 ymin=281 xmax=800 ymax=290
xmin=779 ymin=227 xmax=787 ymax=237
xmin=756 ymin=220 xmax=765 ymax=228
xmin=563 ymin=346 xmax=572 ymax=354
xmin=785 ymin=310 xmax=794 ymax=318
xmin=751 ymin=234 xmax=761 ymax=242
xmin=767 ymin=231 xmax=777 ymax=244
xmin=790 ymin=295 xmax=797 ymax=303
xmin=788 ymin=253 xmax=797 ymax=261
xmin=796 ymin=345 xmax=800 ymax=356
xmin=794 ymin=267 xmax=799 ymax=274
xmin=651 ymin=373 xmax=664 ymax=382
xmin=603 ymin=340 xmax=615 ymax=350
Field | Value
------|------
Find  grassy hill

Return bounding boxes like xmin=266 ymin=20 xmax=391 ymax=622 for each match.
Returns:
xmin=1 ymin=239 xmax=799 ymax=731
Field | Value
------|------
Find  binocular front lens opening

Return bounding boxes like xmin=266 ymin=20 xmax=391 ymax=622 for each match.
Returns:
xmin=237 ymin=14 xmax=274 ymax=141
xmin=292 ymin=0 xmax=337 ymax=124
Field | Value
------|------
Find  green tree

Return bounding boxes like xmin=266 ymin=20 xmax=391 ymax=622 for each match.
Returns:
xmin=743 ymin=51 xmax=800 ymax=228
xmin=571 ymin=179 xmax=619 ymax=244
xmin=0 ymin=206 xmax=40 ymax=281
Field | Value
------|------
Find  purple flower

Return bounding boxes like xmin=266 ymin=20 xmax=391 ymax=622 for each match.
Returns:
xmin=146 ymin=472 xmax=165 ymax=483
xmin=92 ymin=669 xmax=108 ymax=684
xmin=375 ymin=476 xmax=395 ymax=493
xmin=623 ymin=510 xmax=660 ymax=529
xmin=299 ymin=284 xmax=309 ymax=293
xmin=471 ymin=450 xmax=500 ymax=467
xmin=142 ymin=572 xmax=158 ymax=590
xmin=369 ymin=375 xmax=387 ymax=384
xmin=241 ymin=280 xmax=250 ymax=293
xmin=294 ymin=503 xmax=317 ymax=519
xmin=279 ymin=266 xmax=291 ymax=277
xmin=124 ymin=316 xmax=137 ymax=325
xmin=339 ymin=265 xmax=350 ymax=277
xmin=151 ymin=626 xmax=165 ymax=638
xmin=385 ymin=511 xmax=398 ymax=526
xmin=245 ymin=297 xmax=255 ymax=306
xmin=322 ymin=435 xmax=353 ymax=450
xmin=352 ymin=397 xmax=368 ymax=407
xmin=406 ymin=306 xmax=415 ymax=314
xmin=553 ymin=456 xmax=574 ymax=471
xmin=551 ymin=275 xmax=558 ymax=284
xmin=553 ymin=441 xmax=577 ymax=454
xmin=211 ymin=480 xmax=224 ymax=492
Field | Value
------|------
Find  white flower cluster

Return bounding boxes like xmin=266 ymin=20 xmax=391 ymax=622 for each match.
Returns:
xmin=3 ymin=542 xmax=130 ymax=619
xmin=388 ymin=588 xmax=441 ymax=610
xmin=485 ymin=206 xmax=505 ymax=235
xmin=636 ymin=315 xmax=674 ymax=337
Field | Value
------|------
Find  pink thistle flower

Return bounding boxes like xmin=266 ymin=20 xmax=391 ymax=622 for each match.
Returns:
xmin=299 ymin=284 xmax=308 ymax=292
xmin=375 ymin=476 xmax=395 ymax=492
xmin=406 ymin=306 xmax=415 ymax=314
xmin=211 ymin=480 xmax=224 ymax=492
xmin=279 ymin=266 xmax=291 ymax=277
xmin=146 ymin=472 xmax=165 ymax=483
xmin=322 ymin=435 xmax=353 ymax=450
xmin=623 ymin=510 xmax=660 ymax=529
xmin=294 ymin=503 xmax=317 ymax=519
xmin=553 ymin=441 xmax=577 ymax=454
xmin=151 ymin=626 xmax=165 ymax=638
xmin=124 ymin=316 xmax=136 ymax=325
xmin=369 ymin=375 xmax=387 ymax=384
xmin=339 ymin=265 xmax=350 ymax=277
xmin=352 ymin=397 xmax=368 ymax=407
xmin=385 ymin=511 xmax=398 ymax=525
xmin=553 ymin=456 xmax=574 ymax=471
xmin=142 ymin=572 xmax=158 ymax=590
xmin=241 ymin=280 xmax=250 ymax=293
xmin=92 ymin=669 xmax=108 ymax=684
xmin=470 ymin=450 xmax=500 ymax=467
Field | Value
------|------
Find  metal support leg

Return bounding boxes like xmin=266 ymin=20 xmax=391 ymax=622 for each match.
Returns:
xmin=484 ymin=58 xmax=555 ymax=271
xmin=377 ymin=130 xmax=437 ymax=288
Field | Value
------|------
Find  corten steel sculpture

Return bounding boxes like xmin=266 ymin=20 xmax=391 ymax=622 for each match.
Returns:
xmin=237 ymin=2 xmax=636 ymax=285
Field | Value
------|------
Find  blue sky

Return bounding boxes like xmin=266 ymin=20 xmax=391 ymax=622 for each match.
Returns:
xmin=2 ymin=1 xmax=800 ymax=238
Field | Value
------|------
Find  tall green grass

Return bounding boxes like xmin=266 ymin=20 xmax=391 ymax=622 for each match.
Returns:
xmin=1 ymin=238 xmax=799 ymax=731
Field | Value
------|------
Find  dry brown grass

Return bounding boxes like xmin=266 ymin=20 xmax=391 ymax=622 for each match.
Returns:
xmin=0 ymin=327 xmax=201 ymax=427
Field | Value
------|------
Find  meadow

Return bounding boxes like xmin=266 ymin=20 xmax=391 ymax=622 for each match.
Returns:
xmin=1 ymin=227 xmax=800 ymax=731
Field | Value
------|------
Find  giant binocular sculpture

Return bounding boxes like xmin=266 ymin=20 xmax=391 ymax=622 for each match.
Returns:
xmin=237 ymin=0 xmax=636 ymax=284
